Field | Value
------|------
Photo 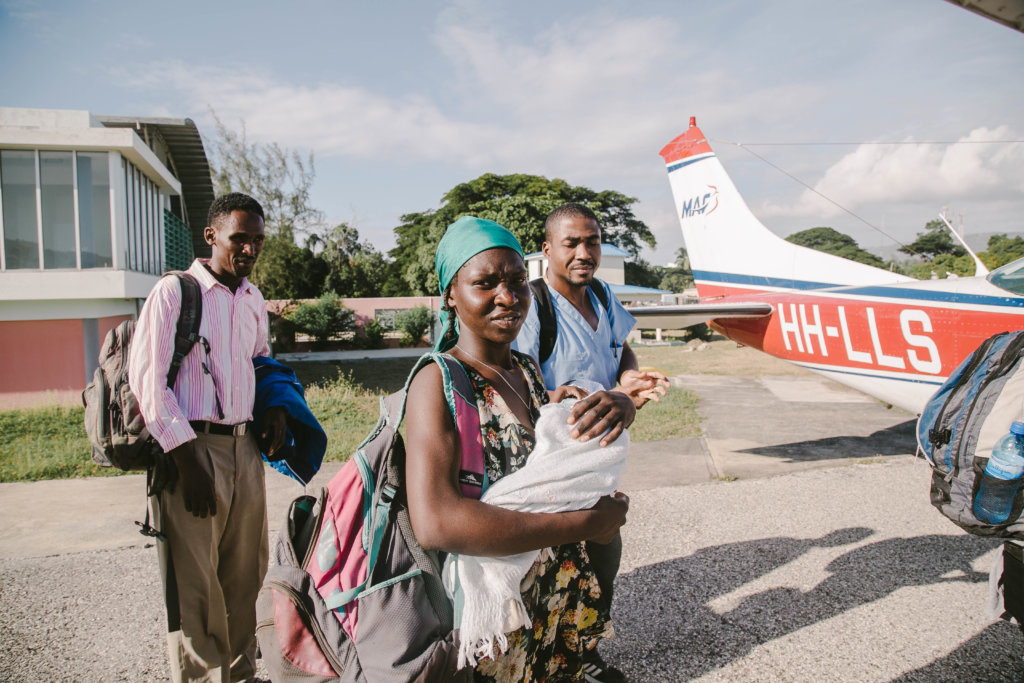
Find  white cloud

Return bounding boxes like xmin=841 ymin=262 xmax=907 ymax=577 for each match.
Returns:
xmin=119 ymin=61 xmax=505 ymax=166
xmin=760 ymin=126 xmax=1024 ymax=218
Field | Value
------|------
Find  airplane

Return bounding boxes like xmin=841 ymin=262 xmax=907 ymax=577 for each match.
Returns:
xmin=627 ymin=117 xmax=1024 ymax=415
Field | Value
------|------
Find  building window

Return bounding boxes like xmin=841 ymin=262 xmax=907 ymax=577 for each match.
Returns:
xmin=122 ymin=157 xmax=163 ymax=276
xmin=77 ymin=152 xmax=112 ymax=268
xmin=0 ymin=149 xmax=114 ymax=271
xmin=1 ymin=150 xmax=39 ymax=269
xmin=40 ymin=151 xmax=77 ymax=269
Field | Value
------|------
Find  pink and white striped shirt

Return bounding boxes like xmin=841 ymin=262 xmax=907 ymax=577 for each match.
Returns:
xmin=128 ymin=259 xmax=270 ymax=452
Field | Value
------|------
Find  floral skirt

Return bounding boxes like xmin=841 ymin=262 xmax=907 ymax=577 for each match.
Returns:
xmin=473 ymin=542 xmax=613 ymax=682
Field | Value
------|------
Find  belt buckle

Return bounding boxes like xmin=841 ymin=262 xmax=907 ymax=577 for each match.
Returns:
xmin=233 ymin=422 xmax=248 ymax=436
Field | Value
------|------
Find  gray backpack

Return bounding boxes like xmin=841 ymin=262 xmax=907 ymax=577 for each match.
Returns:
xmin=82 ymin=272 xmax=203 ymax=471
xmin=255 ymin=353 xmax=482 ymax=682
xmin=917 ymin=330 xmax=1024 ymax=538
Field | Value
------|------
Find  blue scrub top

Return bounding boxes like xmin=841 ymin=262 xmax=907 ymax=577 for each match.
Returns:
xmin=513 ymin=279 xmax=636 ymax=391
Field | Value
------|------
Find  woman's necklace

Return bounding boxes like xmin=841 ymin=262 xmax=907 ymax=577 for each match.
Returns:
xmin=454 ymin=345 xmax=532 ymax=413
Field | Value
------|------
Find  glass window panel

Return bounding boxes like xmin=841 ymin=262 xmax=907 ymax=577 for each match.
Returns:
xmin=128 ymin=165 xmax=138 ymax=271
xmin=144 ymin=178 xmax=153 ymax=274
xmin=133 ymin=167 xmax=142 ymax=272
xmin=76 ymin=152 xmax=111 ymax=268
xmin=1 ymin=150 xmax=39 ymax=269
xmin=40 ymin=151 xmax=77 ymax=269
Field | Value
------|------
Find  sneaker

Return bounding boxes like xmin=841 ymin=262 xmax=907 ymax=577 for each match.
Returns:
xmin=582 ymin=653 xmax=627 ymax=683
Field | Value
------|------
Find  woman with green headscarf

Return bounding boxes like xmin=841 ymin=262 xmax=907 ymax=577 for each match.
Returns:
xmin=405 ymin=216 xmax=631 ymax=681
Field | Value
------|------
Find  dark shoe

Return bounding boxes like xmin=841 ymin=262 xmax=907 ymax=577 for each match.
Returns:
xmin=582 ymin=653 xmax=627 ymax=683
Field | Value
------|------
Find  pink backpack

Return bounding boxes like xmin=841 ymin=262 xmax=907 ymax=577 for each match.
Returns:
xmin=256 ymin=353 xmax=483 ymax=682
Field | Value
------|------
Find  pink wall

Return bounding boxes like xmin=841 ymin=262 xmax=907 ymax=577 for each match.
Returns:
xmin=0 ymin=319 xmax=85 ymax=393
xmin=0 ymin=314 xmax=131 ymax=395
xmin=98 ymin=314 xmax=131 ymax=346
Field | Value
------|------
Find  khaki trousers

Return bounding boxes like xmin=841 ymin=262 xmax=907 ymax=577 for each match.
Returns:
xmin=155 ymin=430 xmax=268 ymax=683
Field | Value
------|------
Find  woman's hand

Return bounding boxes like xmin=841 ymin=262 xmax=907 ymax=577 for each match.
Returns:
xmin=566 ymin=390 xmax=636 ymax=446
xmin=586 ymin=492 xmax=629 ymax=544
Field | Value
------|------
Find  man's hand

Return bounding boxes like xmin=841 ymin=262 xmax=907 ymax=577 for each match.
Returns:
xmin=566 ymin=390 xmax=636 ymax=447
xmin=548 ymin=384 xmax=590 ymax=404
xmin=148 ymin=447 xmax=178 ymax=497
xmin=619 ymin=368 xmax=671 ymax=409
xmin=261 ymin=406 xmax=288 ymax=458
xmin=169 ymin=441 xmax=216 ymax=518
xmin=586 ymin=491 xmax=629 ymax=544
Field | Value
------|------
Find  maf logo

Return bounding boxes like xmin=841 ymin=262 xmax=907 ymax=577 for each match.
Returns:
xmin=680 ymin=185 xmax=719 ymax=218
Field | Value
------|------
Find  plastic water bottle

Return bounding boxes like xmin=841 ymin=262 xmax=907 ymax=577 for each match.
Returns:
xmin=973 ymin=421 xmax=1024 ymax=525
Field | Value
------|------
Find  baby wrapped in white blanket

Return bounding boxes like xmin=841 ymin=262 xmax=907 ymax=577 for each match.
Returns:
xmin=442 ymin=396 xmax=628 ymax=669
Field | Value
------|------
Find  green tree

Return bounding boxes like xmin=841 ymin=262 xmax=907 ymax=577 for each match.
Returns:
xmin=899 ymin=220 xmax=966 ymax=260
xmin=208 ymin=112 xmax=323 ymax=239
xmin=390 ymin=174 xmax=656 ymax=295
xmin=394 ymin=305 xmax=435 ymax=346
xmin=624 ymin=257 xmax=663 ymax=289
xmin=786 ymin=227 xmax=886 ymax=268
xmin=659 ymin=269 xmax=693 ymax=293
xmin=289 ymin=293 xmax=354 ymax=345
xmin=311 ymin=223 xmax=391 ymax=297
xmin=654 ymin=246 xmax=693 ymax=292
xmin=979 ymin=234 xmax=1024 ymax=270
xmin=208 ymin=114 xmax=332 ymax=299
xmin=907 ymin=253 xmax=976 ymax=280
xmin=250 ymin=233 xmax=327 ymax=300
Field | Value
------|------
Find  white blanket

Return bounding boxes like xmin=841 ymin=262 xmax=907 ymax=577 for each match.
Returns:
xmin=442 ymin=399 xmax=628 ymax=668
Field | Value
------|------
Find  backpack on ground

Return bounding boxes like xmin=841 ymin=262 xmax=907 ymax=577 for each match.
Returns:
xmin=917 ymin=330 xmax=1024 ymax=539
xmin=82 ymin=272 xmax=202 ymax=471
xmin=529 ymin=277 xmax=611 ymax=364
xmin=255 ymin=353 xmax=483 ymax=682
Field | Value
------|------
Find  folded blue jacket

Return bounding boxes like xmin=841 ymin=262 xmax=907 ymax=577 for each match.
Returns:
xmin=253 ymin=355 xmax=327 ymax=485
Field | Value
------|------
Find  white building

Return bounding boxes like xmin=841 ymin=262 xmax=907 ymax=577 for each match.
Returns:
xmin=0 ymin=108 xmax=213 ymax=405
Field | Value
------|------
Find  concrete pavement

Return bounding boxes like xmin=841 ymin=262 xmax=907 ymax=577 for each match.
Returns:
xmin=2 ymin=371 xmax=1022 ymax=681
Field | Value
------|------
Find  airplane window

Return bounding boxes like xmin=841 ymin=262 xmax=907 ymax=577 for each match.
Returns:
xmin=987 ymin=257 xmax=1024 ymax=296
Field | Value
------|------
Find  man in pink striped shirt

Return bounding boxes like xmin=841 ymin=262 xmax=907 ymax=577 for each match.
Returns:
xmin=129 ymin=192 xmax=286 ymax=683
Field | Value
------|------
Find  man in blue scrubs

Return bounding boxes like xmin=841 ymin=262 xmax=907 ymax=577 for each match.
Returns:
xmin=515 ymin=203 xmax=669 ymax=682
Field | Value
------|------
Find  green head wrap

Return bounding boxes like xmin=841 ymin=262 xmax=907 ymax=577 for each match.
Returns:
xmin=434 ymin=216 xmax=525 ymax=352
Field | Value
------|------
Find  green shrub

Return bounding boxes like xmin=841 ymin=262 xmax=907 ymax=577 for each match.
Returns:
xmin=270 ymin=313 xmax=296 ymax=352
xmin=361 ymin=319 xmax=387 ymax=349
xmin=289 ymin=293 xmax=354 ymax=345
xmin=395 ymin=305 xmax=434 ymax=346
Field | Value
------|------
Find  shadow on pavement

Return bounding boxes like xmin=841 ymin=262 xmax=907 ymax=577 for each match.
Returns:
xmin=737 ymin=419 xmax=918 ymax=462
xmin=606 ymin=528 xmax=1019 ymax=681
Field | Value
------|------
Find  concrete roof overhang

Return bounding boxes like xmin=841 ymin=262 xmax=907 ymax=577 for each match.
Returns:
xmin=944 ymin=0 xmax=1024 ymax=32
xmin=97 ymin=115 xmax=215 ymax=258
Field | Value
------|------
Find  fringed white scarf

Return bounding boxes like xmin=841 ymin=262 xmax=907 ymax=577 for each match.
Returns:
xmin=442 ymin=398 xmax=628 ymax=669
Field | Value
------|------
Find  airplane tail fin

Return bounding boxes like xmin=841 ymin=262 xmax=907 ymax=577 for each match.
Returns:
xmin=660 ymin=118 xmax=909 ymax=300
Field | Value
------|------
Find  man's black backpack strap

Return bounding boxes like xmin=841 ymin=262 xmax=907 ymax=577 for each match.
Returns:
xmin=168 ymin=271 xmax=203 ymax=389
xmin=529 ymin=277 xmax=612 ymax=364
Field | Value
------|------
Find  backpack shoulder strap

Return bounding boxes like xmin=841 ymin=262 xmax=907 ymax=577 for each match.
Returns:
xmin=589 ymin=278 xmax=611 ymax=312
xmin=383 ymin=352 xmax=487 ymax=499
xmin=436 ymin=354 xmax=486 ymax=499
xmin=166 ymin=271 xmax=203 ymax=390
xmin=529 ymin=278 xmax=557 ymax=364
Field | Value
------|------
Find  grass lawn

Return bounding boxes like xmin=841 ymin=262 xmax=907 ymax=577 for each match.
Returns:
xmin=0 ymin=339 xmax=789 ymax=482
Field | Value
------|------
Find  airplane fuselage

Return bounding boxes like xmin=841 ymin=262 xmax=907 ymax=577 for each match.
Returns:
xmin=657 ymin=118 xmax=1024 ymax=414
xmin=704 ymin=278 xmax=1024 ymax=412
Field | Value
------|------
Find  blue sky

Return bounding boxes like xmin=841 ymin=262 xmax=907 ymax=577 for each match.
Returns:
xmin=2 ymin=0 xmax=1021 ymax=264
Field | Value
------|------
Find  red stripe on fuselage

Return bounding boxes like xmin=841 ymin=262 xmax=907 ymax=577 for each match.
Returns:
xmin=703 ymin=287 xmax=1024 ymax=378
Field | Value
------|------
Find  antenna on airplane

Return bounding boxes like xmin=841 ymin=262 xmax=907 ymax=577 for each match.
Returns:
xmin=939 ymin=208 xmax=989 ymax=276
